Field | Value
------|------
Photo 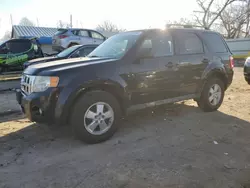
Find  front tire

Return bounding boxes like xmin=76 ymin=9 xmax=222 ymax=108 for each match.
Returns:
xmin=197 ymin=78 xmax=225 ymax=112
xmin=70 ymin=90 xmax=121 ymax=144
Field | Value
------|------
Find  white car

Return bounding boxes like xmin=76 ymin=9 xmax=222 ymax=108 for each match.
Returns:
xmin=52 ymin=28 xmax=106 ymax=52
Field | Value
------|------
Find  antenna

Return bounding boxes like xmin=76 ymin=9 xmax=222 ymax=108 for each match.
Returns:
xmin=70 ymin=14 xmax=73 ymax=28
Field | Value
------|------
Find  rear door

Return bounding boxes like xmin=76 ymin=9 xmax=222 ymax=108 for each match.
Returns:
xmin=90 ymin=31 xmax=105 ymax=45
xmin=173 ymin=31 xmax=208 ymax=95
xmin=78 ymin=30 xmax=93 ymax=45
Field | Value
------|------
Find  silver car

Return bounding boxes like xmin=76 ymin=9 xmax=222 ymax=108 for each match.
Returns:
xmin=52 ymin=28 xmax=106 ymax=52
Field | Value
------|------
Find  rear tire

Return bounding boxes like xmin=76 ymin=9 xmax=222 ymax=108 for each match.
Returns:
xmin=70 ymin=90 xmax=121 ymax=144
xmin=197 ymin=78 xmax=225 ymax=112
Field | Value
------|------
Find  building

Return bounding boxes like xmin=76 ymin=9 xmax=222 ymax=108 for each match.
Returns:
xmin=226 ymin=38 xmax=250 ymax=65
xmin=11 ymin=25 xmax=119 ymax=54
xmin=11 ymin=25 xmax=58 ymax=54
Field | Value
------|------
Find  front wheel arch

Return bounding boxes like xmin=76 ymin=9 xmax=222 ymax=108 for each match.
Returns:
xmin=61 ymin=83 xmax=128 ymax=125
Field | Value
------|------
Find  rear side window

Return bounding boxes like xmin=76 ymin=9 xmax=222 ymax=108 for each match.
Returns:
xmin=175 ymin=32 xmax=204 ymax=55
xmin=202 ymin=33 xmax=228 ymax=53
xmin=91 ymin=31 xmax=104 ymax=40
xmin=7 ymin=40 xmax=31 ymax=53
xmin=55 ymin=29 xmax=68 ymax=36
xmin=78 ymin=30 xmax=89 ymax=37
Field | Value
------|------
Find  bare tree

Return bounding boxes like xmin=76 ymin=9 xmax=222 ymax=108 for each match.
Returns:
xmin=194 ymin=0 xmax=240 ymax=29
xmin=165 ymin=18 xmax=198 ymax=28
xmin=96 ymin=21 xmax=126 ymax=32
xmin=219 ymin=2 xmax=250 ymax=38
xmin=19 ymin=17 xmax=35 ymax=26
xmin=57 ymin=20 xmax=70 ymax=28
xmin=1 ymin=31 xmax=11 ymax=41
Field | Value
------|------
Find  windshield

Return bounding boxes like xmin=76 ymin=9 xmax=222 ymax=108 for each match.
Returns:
xmin=88 ymin=31 xmax=142 ymax=59
xmin=57 ymin=45 xmax=80 ymax=58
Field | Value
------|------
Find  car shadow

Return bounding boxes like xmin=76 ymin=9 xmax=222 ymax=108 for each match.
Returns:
xmin=1 ymin=102 xmax=250 ymax=187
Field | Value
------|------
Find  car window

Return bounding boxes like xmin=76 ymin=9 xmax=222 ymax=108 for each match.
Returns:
xmin=88 ymin=31 xmax=141 ymax=59
xmin=78 ymin=30 xmax=89 ymax=37
xmin=176 ymin=32 xmax=204 ymax=55
xmin=202 ymin=33 xmax=228 ymax=53
xmin=139 ymin=33 xmax=173 ymax=57
xmin=0 ymin=42 xmax=7 ymax=52
xmin=71 ymin=30 xmax=79 ymax=35
xmin=6 ymin=40 xmax=32 ymax=54
xmin=91 ymin=31 xmax=104 ymax=40
xmin=57 ymin=45 xmax=80 ymax=58
xmin=78 ymin=47 xmax=96 ymax=57
xmin=55 ymin=29 xmax=68 ymax=36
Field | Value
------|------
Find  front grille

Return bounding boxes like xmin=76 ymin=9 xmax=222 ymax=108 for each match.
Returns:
xmin=21 ymin=74 xmax=33 ymax=95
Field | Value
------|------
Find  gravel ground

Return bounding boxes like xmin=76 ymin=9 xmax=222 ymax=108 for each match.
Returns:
xmin=0 ymin=67 xmax=250 ymax=188
xmin=0 ymin=92 xmax=21 ymax=115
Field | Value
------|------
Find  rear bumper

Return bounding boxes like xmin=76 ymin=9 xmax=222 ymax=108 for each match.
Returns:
xmin=226 ymin=69 xmax=234 ymax=89
xmin=244 ymin=65 xmax=250 ymax=84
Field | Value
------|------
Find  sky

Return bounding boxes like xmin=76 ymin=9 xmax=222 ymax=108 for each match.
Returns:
xmin=0 ymin=0 xmax=198 ymax=38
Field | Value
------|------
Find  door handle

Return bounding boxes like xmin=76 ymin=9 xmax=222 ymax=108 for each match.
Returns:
xmin=202 ymin=58 xmax=209 ymax=63
xmin=165 ymin=62 xmax=174 ymax=68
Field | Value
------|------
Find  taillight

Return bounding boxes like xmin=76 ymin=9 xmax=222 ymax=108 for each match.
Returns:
xmin=229 ymin=56 xmax=234 ymax=69
xmin=58 ymin=35 xmax=68 ymax=39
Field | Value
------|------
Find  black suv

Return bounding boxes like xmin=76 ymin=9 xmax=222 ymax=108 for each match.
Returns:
xmin=16 ymin=28 xmax=234 ymax=143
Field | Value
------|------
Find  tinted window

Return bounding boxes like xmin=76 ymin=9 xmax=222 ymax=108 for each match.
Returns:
xmin=78 ymin=30 xmax=89 ymax=37
xmin=78 ymin=47 xmax=96 ymax=56
xmin=203 ymin=33 xmax=228 ymax=53
xmin=71 ymin=30 xmax=79 ymax=35
xmin=139 ymin=33 xmax=173 ymax=57
xmin=176 ymin=33 xmax=204 ymax=54
xmin=91 ymin=31 xmax=104 ymax=40
xmin=57 ymin=45 xmax=80 ymax=57
xmin=7 ymin=40 xmax=32 ymax=54
xmin=55 ymin=29 xmax=68 ymax=36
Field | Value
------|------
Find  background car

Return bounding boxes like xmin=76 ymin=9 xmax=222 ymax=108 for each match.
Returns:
xmin=244 ymin=57 xmax=250 ymax=84
xmin=52 ymin=28 xmax=106 ymax=52
xmin=24 ymin=44 xmax=98 ymax=69
xmin=0 ymin=38 xmax=43 ymax=73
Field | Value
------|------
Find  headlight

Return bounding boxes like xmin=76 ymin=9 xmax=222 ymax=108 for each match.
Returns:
xmin=31 ymin=76 xmax=59 ymax=93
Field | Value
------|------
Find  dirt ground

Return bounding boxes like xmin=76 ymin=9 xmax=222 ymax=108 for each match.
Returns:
xmin=1 ymin=67 xmax=250 ymax=188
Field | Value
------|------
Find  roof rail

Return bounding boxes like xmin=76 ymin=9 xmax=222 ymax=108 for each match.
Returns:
xmin=166 ymin=24 xmax=209 ymax=30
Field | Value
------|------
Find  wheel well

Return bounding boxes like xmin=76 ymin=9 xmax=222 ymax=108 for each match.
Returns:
xmin=65 ymin=85 xmax=126 ymax=124
xmin=209 ymin=72 xmax=228 ymax=89
xmin=68 ymin=42 xmax=78 ymax=48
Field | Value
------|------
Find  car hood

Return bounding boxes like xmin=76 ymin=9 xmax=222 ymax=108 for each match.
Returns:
xmin=27 ymin=56 xmax=58 ymax=64
xmin=24 ymin=57 xmax=116 ymax=75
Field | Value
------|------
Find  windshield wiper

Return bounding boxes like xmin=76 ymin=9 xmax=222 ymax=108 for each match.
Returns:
xmin=88 ymin=55 xmax=102 ymax=58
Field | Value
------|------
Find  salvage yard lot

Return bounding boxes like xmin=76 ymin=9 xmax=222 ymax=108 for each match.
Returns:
xmin=1 ymin=67 xmax=250 ymax=188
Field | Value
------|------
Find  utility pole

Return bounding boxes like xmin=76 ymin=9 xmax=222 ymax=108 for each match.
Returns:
xmin=10 ymin=14 xmax=13 ymax=26
xmin=36 ymin=18 xmax=39 ymax=27
xmin=70 ymin=14 xmax=72 ymax=28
